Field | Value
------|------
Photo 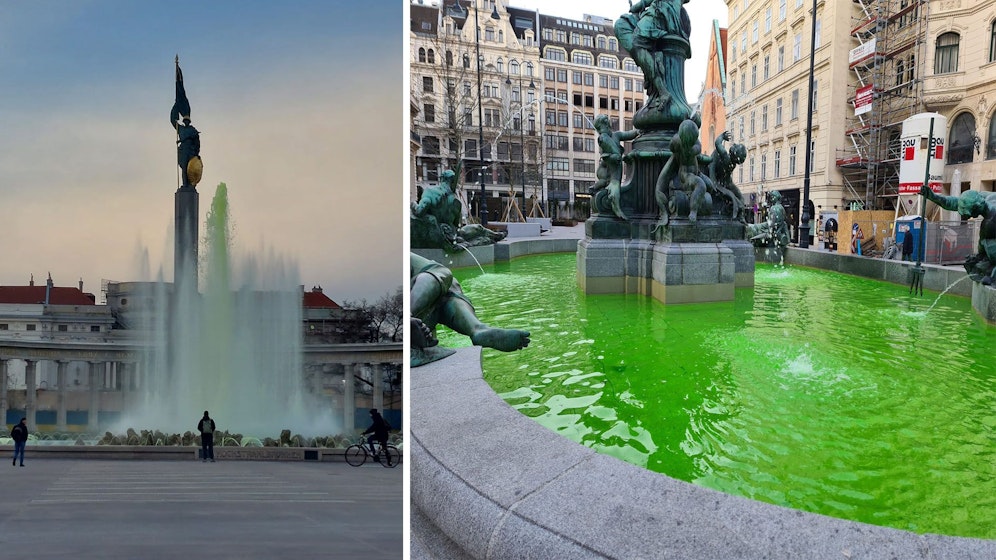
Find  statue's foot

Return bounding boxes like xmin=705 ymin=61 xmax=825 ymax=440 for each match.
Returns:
xmin=688 ymin=210 xmax=697 ymax=223
xmin=983 ymin=276 xmax=993 ymax=286
xmin=471 ymin=327 xmax=530 ymax=352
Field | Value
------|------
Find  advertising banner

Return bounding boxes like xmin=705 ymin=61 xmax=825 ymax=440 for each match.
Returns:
xmin=854 ymin=85 xmax=873 ymax=116
xmin=898 ymin=113 xmax=947 ymax=195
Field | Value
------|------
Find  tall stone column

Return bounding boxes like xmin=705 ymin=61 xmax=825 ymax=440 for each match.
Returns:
xmin=88 ymin=362 xmax=102 ymax=432
xmin=0 ymin=359 xmax=8 ymax=428
xmin=24 ymin=360 xmax=37 ymax=431
xmin=372 ymin=363 xmax=384 ymax=412
xmin=56 ymin=360 xmax=69 ymax=431
xmin=343 ymin=363 xmax=356 ymax=433
xmin=175 ymin=187 xmax=199 ymax=291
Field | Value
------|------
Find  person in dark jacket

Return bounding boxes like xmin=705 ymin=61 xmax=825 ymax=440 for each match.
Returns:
xmin=197 ymin=411 xmax=216 ymax=463
xmin=901 ymin=228 xmax=915 ymax=261
xmin=11 ymin=418 xmax=28 ymax=467
xmin=362 ymin=409 xmax=391 ymax=465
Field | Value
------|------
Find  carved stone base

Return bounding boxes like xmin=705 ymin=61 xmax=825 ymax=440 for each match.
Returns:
xmin=578 ymin=237 xmax=745 ymax=304
xmin=971 ymin=282 xmax=996 ymax=324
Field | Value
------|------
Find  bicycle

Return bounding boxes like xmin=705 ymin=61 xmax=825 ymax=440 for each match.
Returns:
xmin=344 ymin=436 xmax=400 ymax=468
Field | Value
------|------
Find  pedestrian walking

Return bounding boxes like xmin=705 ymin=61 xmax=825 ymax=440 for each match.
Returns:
xmin=11 ymin=417 xmax=28 ymax=467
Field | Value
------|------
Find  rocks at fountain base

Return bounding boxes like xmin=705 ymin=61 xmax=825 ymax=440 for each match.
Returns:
xmin=971 ymin=282 xmax=996 ymax=324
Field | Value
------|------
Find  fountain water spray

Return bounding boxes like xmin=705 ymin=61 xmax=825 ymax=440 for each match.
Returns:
xmin=120 ymin=183 xmax=338 ymax=436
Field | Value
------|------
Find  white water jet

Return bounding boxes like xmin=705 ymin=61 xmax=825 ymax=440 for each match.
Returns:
xmin=119 ymin=183 xmax=338 ymax=436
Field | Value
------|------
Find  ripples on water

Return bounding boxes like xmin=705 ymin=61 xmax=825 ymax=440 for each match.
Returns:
xmin=437 ymin=253 xmax=996 ymax=539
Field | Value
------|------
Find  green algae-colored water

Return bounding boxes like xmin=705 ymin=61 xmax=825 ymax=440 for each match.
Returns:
xmin=437 ymin=252 xmax=996 ymax=539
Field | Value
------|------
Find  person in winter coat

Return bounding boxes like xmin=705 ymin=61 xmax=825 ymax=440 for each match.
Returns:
xmin=10 ymin=418 xmax=28 ymax=467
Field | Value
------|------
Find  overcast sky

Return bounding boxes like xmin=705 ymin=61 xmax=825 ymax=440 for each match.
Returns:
xmin=515 ymin=0 xmax=731 ymax=97
xmin=0 ymin=1 xmax=402 ymax=303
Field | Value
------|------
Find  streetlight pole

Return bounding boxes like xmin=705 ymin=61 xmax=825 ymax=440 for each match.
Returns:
xmin=522 ymin=81 xmax=533 ymax=220
xmin=474 ymin=1 xmax=500 ymax=226
xmin=799 ymin=0 xmax=818 ymax=249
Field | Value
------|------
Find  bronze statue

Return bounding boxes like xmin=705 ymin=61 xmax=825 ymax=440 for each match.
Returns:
xmin=706 ymin=131 xmax=748 ymax=222
xmin=592 ymin=115 xmax=639 ymax=220
xmin=171 ymin=57 xmax=202 ymax=188
xmin=410 ymin=253 xmax=530 ymax=367
xmin=411 ymin=170 xmax=506 ymax=252
xmin=654 ymin=119 xmax=710 ymax=225
xmin=921 ymin=185 xmax=996 ymax=284
xmin=747 ymin=190 xmax=790 ymax=259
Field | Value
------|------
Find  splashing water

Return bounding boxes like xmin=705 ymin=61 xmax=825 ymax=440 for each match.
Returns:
xmin=119 ymin=183 xmax=338 ymax=436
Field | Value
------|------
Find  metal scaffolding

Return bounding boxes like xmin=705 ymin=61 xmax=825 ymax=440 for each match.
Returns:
xmin=836 ymin=0 xmax=928 ymax=211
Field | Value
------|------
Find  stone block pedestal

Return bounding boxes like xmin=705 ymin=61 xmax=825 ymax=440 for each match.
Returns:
xmin=578 ymin=215 xmax=753 ymax=304
xmin=971 ymin=282 xmax=996 ymax=323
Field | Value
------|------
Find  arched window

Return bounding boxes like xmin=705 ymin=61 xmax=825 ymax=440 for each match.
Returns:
xmin=990 ymin=21 xmax=996 ymax=63
xmin=418 ymin=48 xmax=426 ymax=63
xmin=463 ymin=53 xmax=470 ymax=68
xmin=498 ymin=30 xmax=503 ymax=43
xmin=934 ymin=32 xmax=960 ymax=74
xmin=526 ymin=62 xmax=534 ymax=76
xmin=510 ymin=60 xmax=519 ymax=75
xmin=987 ymin=113 xmax=996 ymax=160
xmin=948 ymin=112 xmax=976 ymax=164
xmin=446 ymin=50 xmax=453 ymax=66
xmin=427 ymin=49 xmax=435 ymax=64
xmin=496 ymin=58 xmax=503 ymax=73
xmin=597 ymin=36 xmax=606 ymax=49
xmin=608 ymin=38 xmax=618 ymax=51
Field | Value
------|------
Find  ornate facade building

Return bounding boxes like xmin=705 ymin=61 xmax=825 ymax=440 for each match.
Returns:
xmin=410 ymin=0 xmax=646 ymax=221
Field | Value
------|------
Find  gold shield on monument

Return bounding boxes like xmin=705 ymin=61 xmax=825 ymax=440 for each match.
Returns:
xmin=187 ymin=155 xmax=203 ymax=186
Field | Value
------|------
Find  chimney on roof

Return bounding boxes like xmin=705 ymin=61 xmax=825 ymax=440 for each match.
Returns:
xmin=29 ymin=274 xmax=34 ymax=287
xmin=45 ymin=272 xmax=53 ymax=305
xmin=313 ymin=286 xmax=323 ymax=294
xmin=79 ymin=278 xmax=84 ymax=292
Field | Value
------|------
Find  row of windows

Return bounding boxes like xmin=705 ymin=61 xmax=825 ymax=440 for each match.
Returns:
xmin=729 ymin=24 xmax=819 ymax=95
xmin=738 ymin=142 xmax=815 ymax=184
xmin=542 ymin=66 xmax=644 ymax=92
xmin=419 ymin=137 xmax=537 ymax=161
xmin=542 ymin=46 xmax=638 ymax=72
xmin=421 ymin=48 xmax=538 ymax=77
xmin=731 ymin=86 xmax=816 ymax=143
xmin=732 ymin=0 xmax=805 ymax=25
xmin=541 ymin=27 xmax=618 ymax=52
xmin=0 ymin=323 xmax=101 ymax=332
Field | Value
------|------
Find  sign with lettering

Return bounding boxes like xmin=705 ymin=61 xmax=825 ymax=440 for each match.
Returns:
xmin=898 ymin=113 xmax=947 ymax=195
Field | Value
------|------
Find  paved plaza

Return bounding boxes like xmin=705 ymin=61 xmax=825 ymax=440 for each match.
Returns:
xmin=0 ymin=458 xmax=402 ymax=559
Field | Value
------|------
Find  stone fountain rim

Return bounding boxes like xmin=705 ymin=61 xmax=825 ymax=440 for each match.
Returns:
xmin=411 ymin=346 xmax=995 ymax=558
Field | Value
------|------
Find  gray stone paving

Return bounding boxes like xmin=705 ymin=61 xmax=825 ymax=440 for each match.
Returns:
xmin=0 ymin=458 xmax=402 ymax=559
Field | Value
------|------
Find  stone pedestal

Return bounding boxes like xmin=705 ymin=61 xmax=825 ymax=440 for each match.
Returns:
xmin=174 ymin=186 xmax=199 ymax=289
xmin=971 ymin=282 xmax=996 ymax=323
xmin=579 ymin=217 xmax=753 ymax=304
xmin=580 ymin=130 xmax=755 ymax=304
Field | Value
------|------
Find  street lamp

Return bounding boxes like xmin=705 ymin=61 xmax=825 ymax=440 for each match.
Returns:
xmin=799 ymin=0 xmax=818 ymax=248
xmin=475 ymin=1 xmax=500 ymax=225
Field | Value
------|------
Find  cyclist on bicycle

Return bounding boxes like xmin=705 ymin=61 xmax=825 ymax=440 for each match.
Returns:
xmin=362 ymin=408 xmax=392 ymax=466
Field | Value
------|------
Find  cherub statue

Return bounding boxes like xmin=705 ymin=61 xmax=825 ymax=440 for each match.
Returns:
xmin=592 ymin=115 xmax=640 ymax=219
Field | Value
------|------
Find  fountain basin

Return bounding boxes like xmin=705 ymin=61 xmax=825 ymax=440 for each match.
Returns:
xmin=412 ymin=230 xmax=994 ymax=556
xmin=411 ymin=347 xmax=996 ymax=558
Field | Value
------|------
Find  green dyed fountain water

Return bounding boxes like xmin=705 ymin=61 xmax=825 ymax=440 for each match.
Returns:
xmin=438 ymin=253 xmax=996 ymax=539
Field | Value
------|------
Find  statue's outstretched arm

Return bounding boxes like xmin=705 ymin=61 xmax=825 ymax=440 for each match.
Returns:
xmin=920 ymin=184 xmax=958 ymax=211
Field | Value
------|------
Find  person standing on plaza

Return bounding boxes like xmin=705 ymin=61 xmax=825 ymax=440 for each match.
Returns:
xmin=197 ymin=411 xmax=216 ymax=463
xmin=11 ymin=417 xmax=28 ymax=467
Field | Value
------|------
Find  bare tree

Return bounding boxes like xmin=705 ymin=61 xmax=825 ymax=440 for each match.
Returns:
xmin=344 ymin=287 xmax=402 ymax=343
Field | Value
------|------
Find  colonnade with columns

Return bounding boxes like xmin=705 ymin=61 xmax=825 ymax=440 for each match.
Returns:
xmin=0 ymin=357 xmax=139 ymax=432
xmin=2 ymin=342 xmax=404 ymax=433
